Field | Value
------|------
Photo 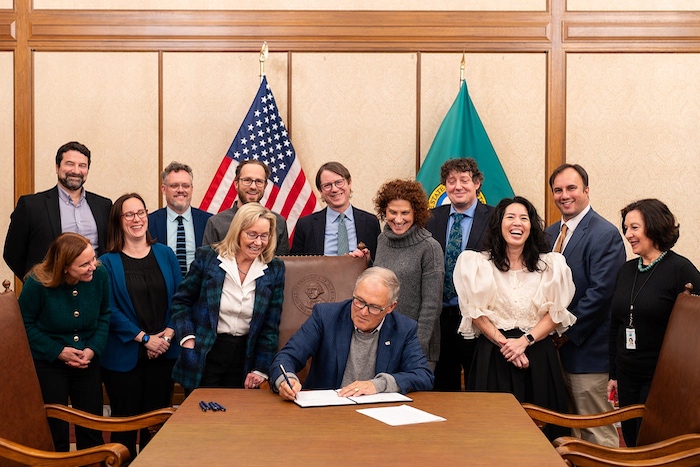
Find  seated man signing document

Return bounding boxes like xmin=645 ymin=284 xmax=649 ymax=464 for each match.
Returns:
xmin=270 ymin=267 xmax=434 ymax=400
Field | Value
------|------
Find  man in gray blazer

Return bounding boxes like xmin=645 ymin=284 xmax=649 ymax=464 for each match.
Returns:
xmin=4 ymin=141 xmax=112 ymax=280
xmin=426 ymin=158 xmax=493 ymax=391
xmin=546 ymin=163 xmax=626 ymax=447
xmin=202 ymin=160 xmax=289 ymax=255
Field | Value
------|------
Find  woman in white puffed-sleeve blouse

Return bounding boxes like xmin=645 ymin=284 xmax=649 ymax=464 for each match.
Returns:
xmin=454 ymin=196 xmax=576 ymax=441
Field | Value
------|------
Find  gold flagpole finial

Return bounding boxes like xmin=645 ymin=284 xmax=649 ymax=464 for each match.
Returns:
xmin=460 ymin=51 xmax=466 ymax=82
xmin=259 ymin=42 xmax=269 ymax=81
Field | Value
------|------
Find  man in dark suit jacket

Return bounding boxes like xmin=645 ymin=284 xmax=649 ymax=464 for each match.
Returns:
xmin=4 ymin=141 xmax=112 ymax=280
xmin=546 ymin=163 xmax=626 ymax=447
xmin=291 ymin=161 xmax=380 ymax=259
xmin=148 ymin=161 xmax=212 ymax=276
xmin=426 ymin=158 xmax=494 ymax=391
xmin=271 ymin=267 xmax=433 ymax=399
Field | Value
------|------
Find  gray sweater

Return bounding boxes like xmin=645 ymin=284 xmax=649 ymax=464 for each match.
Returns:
xmin=374 ymin=224 xmax=445 ymax=361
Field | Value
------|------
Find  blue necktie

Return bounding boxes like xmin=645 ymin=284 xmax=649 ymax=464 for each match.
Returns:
xmin=337 ymin=213 xmax=349 ymax=255
xmin=443 ymin=213 xmax=465 ymax=301
xmin=176 ymin=216 xmax=187 ymax=277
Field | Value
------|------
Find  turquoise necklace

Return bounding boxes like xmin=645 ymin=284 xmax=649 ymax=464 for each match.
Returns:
xmin=637 ymin=250 xmax=667 ymax=273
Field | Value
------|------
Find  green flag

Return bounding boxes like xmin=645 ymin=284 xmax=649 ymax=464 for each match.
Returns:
xmin=417 ymin=79 xmax=514 ymax=208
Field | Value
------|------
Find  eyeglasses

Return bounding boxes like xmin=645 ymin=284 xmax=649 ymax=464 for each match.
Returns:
xmin=244 ymin=231 xmax=270 ymax=241
xmin=122 ymin=209 xmax=148 ymax=221
xmin=352 ymin=296 xmax=391 ymax=315
xmin=238 ymin=177 xmax=266 ymax=188
xmin=166 ymin=183 xmax=192 ymax=190
xmin=320 ymin=178 xmax=347 ymax=192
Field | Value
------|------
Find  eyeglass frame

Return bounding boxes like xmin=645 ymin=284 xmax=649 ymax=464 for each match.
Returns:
xmin=237 ymin=177 xmax=267 ymax=188
xmin=165 ymin=183 xmax=192 ymax=190
xmin=243 ymin=230 xmax=270 ymax=242
xmin=122 ymin=209 xmax=148 ymax=221
xmin=352 ymin=296 xmax=393 ymax=315
xmin=319 ymin=178 xmax=347 ymax=192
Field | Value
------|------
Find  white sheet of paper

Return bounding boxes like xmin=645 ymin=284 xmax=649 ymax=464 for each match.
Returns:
xmin=356 ymin=404 xmax=446 ymax=426
xmin=348 ymin=393 xmax=412 ymax=404
xmin=294 ymin=390 xmax=356 ymax=407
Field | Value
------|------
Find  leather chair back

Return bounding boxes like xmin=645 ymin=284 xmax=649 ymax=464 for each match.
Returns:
xmin=0 ymin=290 xmax=55 ymax=460
xmin=637 ymin=291 xmax=700 ymax=445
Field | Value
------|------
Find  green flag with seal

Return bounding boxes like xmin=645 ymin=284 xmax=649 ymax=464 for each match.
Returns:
xmin=417 ymin=78 xmax=514 ymax=208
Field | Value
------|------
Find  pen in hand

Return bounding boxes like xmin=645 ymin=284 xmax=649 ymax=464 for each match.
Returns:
xmin=279 ymin=364 xmax=297 ymax=400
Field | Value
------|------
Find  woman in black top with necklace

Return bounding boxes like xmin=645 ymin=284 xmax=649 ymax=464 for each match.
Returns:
xmin=608 ymin=198 xmax=700 ymax=447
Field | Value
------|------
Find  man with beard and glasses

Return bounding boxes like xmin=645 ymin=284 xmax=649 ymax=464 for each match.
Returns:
xmin=202 ymin=159 xmax=290 ymax=255
xmin=4 ymin=141 xmax=112 ymax=281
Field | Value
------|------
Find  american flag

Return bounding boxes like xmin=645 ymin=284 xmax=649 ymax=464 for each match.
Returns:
xmin=200 ymin=76 xmax=320 ymax=238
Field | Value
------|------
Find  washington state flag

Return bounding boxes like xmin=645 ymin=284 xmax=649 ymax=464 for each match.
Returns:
xmin=417 ymin=78 xmax=514 ymax=208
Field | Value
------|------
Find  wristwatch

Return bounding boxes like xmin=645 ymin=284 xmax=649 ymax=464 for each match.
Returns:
xmin=141 ymin=334 xmax=150 ymax=345
xmin=524 ymin=333 xmax=535 ymax=346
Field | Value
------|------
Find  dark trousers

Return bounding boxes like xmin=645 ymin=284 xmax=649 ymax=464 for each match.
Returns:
xmin=616 ymin=366 xmax=652 ymax=447
xmin=102 ymin=357 xmax=175 ymax=459
xmin=433 ymin=306 xmax=477 ymax=391
xmin=199 ymin=334 xmax=247 ymax=389
xmin=34 ymin=358 xmax=104 ymax=452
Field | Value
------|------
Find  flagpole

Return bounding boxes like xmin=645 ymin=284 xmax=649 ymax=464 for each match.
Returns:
xmin=259 ymin=41 xmax=269 ymax=83
xmin=460 ymin=51 xmax=466 ymax=83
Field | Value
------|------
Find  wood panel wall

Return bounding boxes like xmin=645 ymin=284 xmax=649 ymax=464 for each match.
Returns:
xmin=2 ymin=1 xmax=700 ymax=277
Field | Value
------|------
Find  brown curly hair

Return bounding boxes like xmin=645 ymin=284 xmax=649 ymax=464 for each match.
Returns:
xmin=374 ymin=179 xmax=431 ymax=227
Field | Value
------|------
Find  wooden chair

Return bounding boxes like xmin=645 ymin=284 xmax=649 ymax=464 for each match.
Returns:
xmin=0 ymin=281 xmax=174 ymax=467
xmin=524 ymin=286 xmax=700 ymax=467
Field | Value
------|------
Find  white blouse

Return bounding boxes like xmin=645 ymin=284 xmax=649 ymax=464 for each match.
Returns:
xmin=217 ymin=255 xmax=268 ymax=336
xmin=454 ymin=251 xmax=577 ymax=339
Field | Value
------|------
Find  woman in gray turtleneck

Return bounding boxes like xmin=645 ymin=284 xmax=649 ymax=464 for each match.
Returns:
xmin=373 ymin=179 xmax=444 ymax=370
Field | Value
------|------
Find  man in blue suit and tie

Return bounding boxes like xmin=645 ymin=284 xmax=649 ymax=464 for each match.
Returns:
xmin=271 ymin=267 xmax=434 ymax=399
xmin=546 ymin=164 xmax=626 ymax=447
xmin=148 ymin=162 xmax=212 ymax=277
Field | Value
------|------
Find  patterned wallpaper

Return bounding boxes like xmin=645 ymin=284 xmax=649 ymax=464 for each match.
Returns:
xmin=569 ymin=0 xmax=699 ymax=11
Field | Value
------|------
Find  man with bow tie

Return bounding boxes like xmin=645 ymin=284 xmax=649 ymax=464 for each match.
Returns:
xmin=270 ymin=267 xmax=434 ymax=399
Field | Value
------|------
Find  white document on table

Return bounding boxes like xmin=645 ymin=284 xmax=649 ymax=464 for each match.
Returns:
xmin=294 ymin=390 xmax=412 ymax=408
xmin=356 ymin=404 xmax=446 ymax=426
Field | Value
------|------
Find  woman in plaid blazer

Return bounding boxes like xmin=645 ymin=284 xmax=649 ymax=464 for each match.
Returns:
xmin=171 ymin=203 xmax=285 ymax=393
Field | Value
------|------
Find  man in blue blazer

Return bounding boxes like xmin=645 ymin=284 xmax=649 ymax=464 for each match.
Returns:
xmin=426 ymin=158 xmax=494 ymax=391
xmin=148 ymin=162 xmax=212 ymax=276
xmin=291 ymin=161 xmax=380 ymax=260
xmin=271 ymin=267 xmax=433 ymax=399
xmin=546 ymin=164 xmax=626 ymax=447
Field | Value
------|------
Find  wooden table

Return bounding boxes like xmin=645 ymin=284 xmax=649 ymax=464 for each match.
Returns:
xmin=132 ymin=389 xmax=566 ymax=466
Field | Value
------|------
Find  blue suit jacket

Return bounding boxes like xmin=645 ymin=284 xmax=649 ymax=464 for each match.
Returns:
xmin=171 ymin=247 xmax=285 ymax=391
xmin=290 ymin=206 xmax=381 ymax=260
xmin=99 ymin=243 xmax=182 ymax=372
xmin=426 ymin=202 xmax=494 ymax=253
xmin=270 ymin=300 xmax=434 ymax=393
xmin=148 ymin=206 xmax=212 ymax=248
xmin=545 ymin=209 xmax=626 ymax=373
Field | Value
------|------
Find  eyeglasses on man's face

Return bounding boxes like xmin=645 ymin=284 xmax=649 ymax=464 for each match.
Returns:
xmin=243 ymin=230 xmax=270 ymax=242
xmin=352 ymin=296 xmax=391 ymax=315
xmin=320 ymin=178 xmax=347 ymax=192
xmin=122 ymin=209 xmax=148 ymax=221
xmin=166 ymin=183 xmax=192 ymax=190
xmin=238 ymin=177 xmax=266 ymax=188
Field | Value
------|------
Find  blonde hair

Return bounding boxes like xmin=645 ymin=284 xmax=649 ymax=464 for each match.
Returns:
xmin=215 ymin=202 xmax=277 ymax=263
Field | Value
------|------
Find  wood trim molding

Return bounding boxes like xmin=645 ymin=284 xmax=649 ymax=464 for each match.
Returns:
xmin=564 ymin=12 xmax=700 ymax=45
xmin=0 ymin=11 xmax=15 ymax=45
xmin=26 ymin=10 xmax=552 ymax=52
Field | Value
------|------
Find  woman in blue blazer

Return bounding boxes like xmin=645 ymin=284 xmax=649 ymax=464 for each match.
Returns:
xmin=100 ymin=193 xmax=182 ymax=460
xmin=171 ymin=202 xmax=285 ymax=394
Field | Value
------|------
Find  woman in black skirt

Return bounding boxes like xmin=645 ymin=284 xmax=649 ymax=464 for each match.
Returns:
xmin=454 ymin=196 xmax=577 ymax=440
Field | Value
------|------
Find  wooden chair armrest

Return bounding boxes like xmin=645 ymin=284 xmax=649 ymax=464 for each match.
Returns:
xmin=522 ymin=403 xmax=645 ymax=429
xmin=45 ymin=404 xmax=175 ymax=432
xmin=0 ymin=436 xmax=129 ymax=466
xmin=553 ymin=433 xmax=700 ymax=467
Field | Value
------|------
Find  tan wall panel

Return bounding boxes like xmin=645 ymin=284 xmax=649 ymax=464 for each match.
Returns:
xmin=568 ymin=0 xmax=698 ymax=11
xmin=162 ymin=52 xmax=288 ymax=208
xmin=567 ymin=53 xmax=700 ymax=266
xmin=34 ymin=0 xmax=545 ymax=11
xmin=291 ymin=53 xmax=417 ymax=215
xmin=0 ymin=0 xmax=11 ymax=9
xmin=421 ymin=53 xmax=546 ymax=213
xmin=0 ymin=52 xmax=13 ymax=283
xmin=34 ymin=52 xmax=159 ymax=211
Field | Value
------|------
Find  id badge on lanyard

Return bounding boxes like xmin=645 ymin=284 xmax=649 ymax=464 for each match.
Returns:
xmin=626 ymin=327 xmax=636 ymax=350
